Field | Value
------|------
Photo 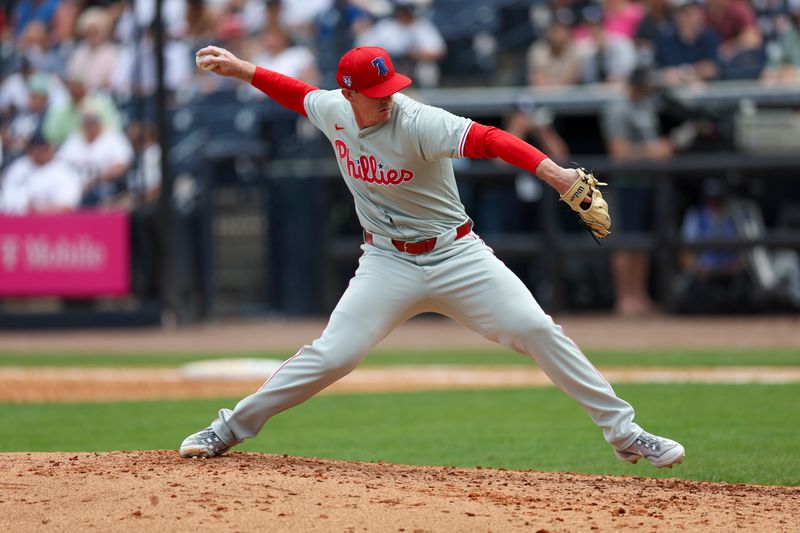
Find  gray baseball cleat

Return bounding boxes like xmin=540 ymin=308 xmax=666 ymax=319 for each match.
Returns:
xmin=179 ymin=426 xmax=232 ymax=458
xmin=614 ymin=431 xmax=685 ymax=468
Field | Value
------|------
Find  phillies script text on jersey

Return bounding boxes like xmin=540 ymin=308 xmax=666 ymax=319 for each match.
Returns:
xmin=335 ymin=140 xmax=414 ymax=186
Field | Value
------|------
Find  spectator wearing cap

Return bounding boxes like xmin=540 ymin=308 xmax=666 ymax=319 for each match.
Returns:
xmin=577 ymin=5 xmax=638 ymax=85
xmin=56 ymin=104 xmax=134 ymax=207
xmin=355 ymin=1 xmax=446 ymax=88
xmin=3 ymin=73 xmax=53 ymax=160
xmin=526 ymin=11 xmax=583 ymax=87
xmin=66 ymin=7 xmax=120 ymax=92
xmin=601 ymin=66 xmax=673 ymax=315
xmin=43 ymin=74 xmax=121 ymax=145
xmin=761 ymin=1 xmax=800 ymax=84
xmin=0 ymin=131 xmax=82 ymax=214
xmin=654 ymin=0 xmax=720 ymax=85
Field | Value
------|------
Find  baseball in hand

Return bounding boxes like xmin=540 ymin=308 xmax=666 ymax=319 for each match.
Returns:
xmin=196 ymin=54 xmax=217 ymax=72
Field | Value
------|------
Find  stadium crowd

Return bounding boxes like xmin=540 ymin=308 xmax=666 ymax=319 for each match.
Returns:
xmin=2 ymin=0 xmax=800 ymax=314
xmin=2 ymin=0 xmax=800 ymax=213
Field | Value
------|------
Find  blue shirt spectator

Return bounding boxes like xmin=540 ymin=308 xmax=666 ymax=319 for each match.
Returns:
xmin=14 ymin=0 xmax=61 ymax=35
xmin=654 ymin=0 xmax=720 ymax=85
xmin=681 ymin=199 xmax=741 ymax=273
xmin=655 ymin=23 xmax=719 ymax=67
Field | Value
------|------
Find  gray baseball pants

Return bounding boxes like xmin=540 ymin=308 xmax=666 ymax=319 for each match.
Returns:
xmin=212 ymin=232 xmax=642 ymax=450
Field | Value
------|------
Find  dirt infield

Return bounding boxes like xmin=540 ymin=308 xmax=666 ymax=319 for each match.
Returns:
xmin=2 ymin=451 xmax=798 ymax=532
xmin=3 ymin=365 xmax=800 ymax=403
xmin=1 ymin=315 xmax=799 ymax=353
xmin=3 ymin=316 xmax=799 ymax=531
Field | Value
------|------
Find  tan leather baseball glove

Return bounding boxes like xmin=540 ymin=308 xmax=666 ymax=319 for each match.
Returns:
xmin=559 ymin=168 xmax=611 ymax=240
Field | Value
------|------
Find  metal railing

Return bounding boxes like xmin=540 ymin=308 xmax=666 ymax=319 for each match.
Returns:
xmin=259 ymin=153 xmax=800 ymax=312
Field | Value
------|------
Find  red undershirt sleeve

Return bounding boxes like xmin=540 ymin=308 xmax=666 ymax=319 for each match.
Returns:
xmin=462 ymin=122 xmax=548 ymax=175
xmin=250 ymin=66 xmax=319 ymax=117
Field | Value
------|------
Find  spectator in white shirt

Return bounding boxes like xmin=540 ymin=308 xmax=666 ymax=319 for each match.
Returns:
xmin=249 ymin=25 xmax=319 ymax=84
xmin=56 ymin=105 xmax=134 ymax=207
xmin=355 ymin=1 xmax=446 ymax=87
xmin=0 ymin=132 xmax=82 ymax=214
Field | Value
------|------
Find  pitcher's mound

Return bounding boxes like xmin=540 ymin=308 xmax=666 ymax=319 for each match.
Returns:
xmin=1 ymin=451 xmax=797 ymax=532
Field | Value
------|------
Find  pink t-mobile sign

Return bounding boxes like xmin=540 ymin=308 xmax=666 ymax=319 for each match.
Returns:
xmin=0 ymin=212 xmax=130 ymax=296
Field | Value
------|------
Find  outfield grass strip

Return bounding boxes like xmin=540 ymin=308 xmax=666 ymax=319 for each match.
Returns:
xmin=0 ymin=348 xmax=798 ymax=368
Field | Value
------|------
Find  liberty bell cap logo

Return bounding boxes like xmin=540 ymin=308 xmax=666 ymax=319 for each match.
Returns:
xmin=372 ymin=57 xmax=390 ymax=76
xmin=336 ymin=46 xmax=412 ymax=98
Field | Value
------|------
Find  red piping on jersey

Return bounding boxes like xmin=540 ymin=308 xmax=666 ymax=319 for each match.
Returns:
xmin=458 ymin=121 xmax=475 ymax=158
xmin=463 ymin=122 xmax=548 ymax=175
xmin=257 ymin=347 xmax=305 ymax=392
xmin=250 ymin=66 xmax=318 ymax=117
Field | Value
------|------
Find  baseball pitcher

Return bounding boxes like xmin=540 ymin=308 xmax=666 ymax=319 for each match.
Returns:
xmin=181 ymin=46 xmax=684 ymax=468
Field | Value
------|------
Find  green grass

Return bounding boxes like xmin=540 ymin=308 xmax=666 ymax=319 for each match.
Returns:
xmin=2 ymin=383 xmax=798 ymax=486
xmin=0 ymin=348 xmax=798 ymax=368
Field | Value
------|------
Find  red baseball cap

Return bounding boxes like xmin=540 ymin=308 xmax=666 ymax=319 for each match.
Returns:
xmin=336 ymin=46 xmax=412 ymax=98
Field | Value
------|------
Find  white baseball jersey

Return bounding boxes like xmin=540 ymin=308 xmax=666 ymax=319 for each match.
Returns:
xmin=304 ymin=90 xmax=473 ymax=240
xmin=204 ymin=86 xmax=647 ymax=460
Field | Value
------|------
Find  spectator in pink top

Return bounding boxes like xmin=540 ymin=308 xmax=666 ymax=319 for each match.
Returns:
xmin=578 ymin=5 xmax=638 ymax=84
xmin=602 ymin=0 xmax=646 ymax=38
xmin=573 ymin=0 xmax=644 ymax=41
